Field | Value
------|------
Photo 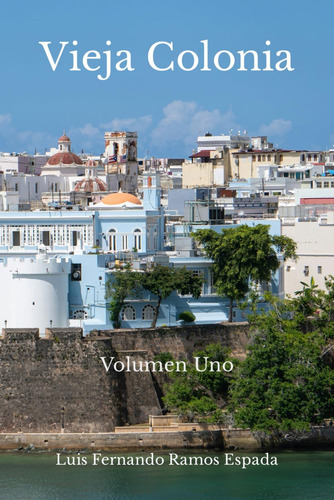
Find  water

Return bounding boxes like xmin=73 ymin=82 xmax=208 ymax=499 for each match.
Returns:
xmin=0 ymin=451 xmax=333 ymax=499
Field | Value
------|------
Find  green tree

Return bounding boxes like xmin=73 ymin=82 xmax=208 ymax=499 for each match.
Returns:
xmin=192 ymin=224 xmax=297 ymax=322
xmin=163 ymin=343 xmax=236 ymax=422
xmin=141 ymin=265 xmax=203 ymax=328
xmin=229 ymin=290 xmax=334 ymax=432
xmin=105 ymin=267 xmax=142 ymax=328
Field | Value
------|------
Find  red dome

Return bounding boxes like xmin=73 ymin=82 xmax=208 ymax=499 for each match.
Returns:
xmin=85 ymin=158 xmax=96 ymax=167
xmin=59 ymin=134 xmax=71 ymax=142
xmin=47 ymin=152 xmax=83 ymax=166
xmin=74 ymin=177 xmax=107 ymax=192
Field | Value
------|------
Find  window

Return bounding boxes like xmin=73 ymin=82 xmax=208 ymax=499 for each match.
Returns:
xmin=142 ymin=305 xmax=155 ymax=321
xmin=109 ymin=229 xmax=116 ymax=252
xmin=73 ymin=309 xmax=88 ymax=319
xmin=71 ymin=231 xmax=79 ymax=247
xmin=286 ymin=265 xmax=291 ymax=272
xmin=324 ymin=182 xmax=329 ymax=188
xmin=35 ymin=183 xmax=38 ymax=194
xmin=14 ymin=184 xmax=18 ymax=192
xmin=267 ymin=155 xmax=271 ymax=161
xmin=122 ymin=234 xmax=128 ymax=250
xmin=304 ymin=266 xmax=309 ymax=276
xmin=331 ymin=182 xmax=334 ymax=188
xmin=316 ymin=182 xmax=322 ymax=188
xmin=122 ymin=305 xmax=136 ymax=321
xmin=192 ymin=270 xmax=205 ymax=293
xmin=209 ymin=272 xmax=216 ymax=294
xmin=71 ymin=263 xmax=81 ymax=281
xmin=257 ymin=155 xmax=261 ymax=161
xmin=318 ymin=266 xmax=322 ymax=274
xmin=12 ymin=230 xmax=20 ymax=247
xmin=252 ymin=155 xmax=256 ymax=161
xmin=41 ymin=231 xmax=50 ymax=246
xmin=133 ymin=229 xmax=142 ymax=251
xmin=153 ymin=229 xmax=157 ymax=250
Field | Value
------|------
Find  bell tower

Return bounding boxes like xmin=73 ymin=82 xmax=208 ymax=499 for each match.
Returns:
xmin=58 ymin=132 xmax=71 ymax=153
xmin=104 ymin=131 xmax=138 ymax=193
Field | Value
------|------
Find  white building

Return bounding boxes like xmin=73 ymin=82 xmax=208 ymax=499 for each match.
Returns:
xmin=283 ymin=213 xmax=334 ymax=296
xmin=196 ymin=131 xmax=250 ymax=152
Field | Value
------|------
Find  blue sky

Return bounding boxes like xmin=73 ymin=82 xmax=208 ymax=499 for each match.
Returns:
xmin=0 ymin=0 xmax=333 ymax=157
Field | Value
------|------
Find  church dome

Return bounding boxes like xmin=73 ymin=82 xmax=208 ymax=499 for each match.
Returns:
xmin=101 ymin=192 xmax=142 ymax=207
xmin=45 ymin=132 xmax=83 ymax=166
xmin=46 ymin=152 xmax=83 ymax=166
xmin=58 ymin=134 xmax=70 ymax=142
xmin=85 ymin=158 xmax=96 ymax=167
xmin=74 ymin=175 xmax=107 ymax=193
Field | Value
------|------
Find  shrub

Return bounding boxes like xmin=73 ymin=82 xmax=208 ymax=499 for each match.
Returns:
xmin=178 ymin=311 xmax=196 ymax=323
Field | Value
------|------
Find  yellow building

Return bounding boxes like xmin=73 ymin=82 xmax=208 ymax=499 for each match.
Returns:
xmin=231 ymin=149 xmax=325 ymax=179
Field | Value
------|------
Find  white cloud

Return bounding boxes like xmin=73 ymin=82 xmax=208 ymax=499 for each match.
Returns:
xmin=75 ymin=123 xmax=100 ymax=137
xmin=0 ymin=114 xmax=54 ymax=153
xmin=259 ymin=119 xmax=292 ymax=137
xmin=102 ymin=115 xmax=152 ymax=134
xmin=150 ymin=100 xmax=236 ymax=148
xmin=0 ymin=114 xmax=13 ymax=129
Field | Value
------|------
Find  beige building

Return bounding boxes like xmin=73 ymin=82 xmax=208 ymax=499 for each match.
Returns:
xmin=282 ymin=214 xmax=334 ymax=296
xmin=182 ymin=149 xmax=231 ymax=188
xmin=231 ymin=150 xmax=325 ymax=180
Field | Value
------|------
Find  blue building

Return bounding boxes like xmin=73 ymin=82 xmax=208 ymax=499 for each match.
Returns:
xmin=0 ymin=172 xmax=283 ymax=334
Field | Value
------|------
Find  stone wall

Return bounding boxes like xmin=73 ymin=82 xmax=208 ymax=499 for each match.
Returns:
xmin=0 ymin=328 xmax=161 ymax=433
xmin=88 ymin=322 xmax=250 ymax=361
xmin=0 ymin=323 xmax=250 ymax=434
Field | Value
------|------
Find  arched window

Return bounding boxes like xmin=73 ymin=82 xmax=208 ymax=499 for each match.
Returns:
xmin=267 ymin=155 xmax=271 ymax=161
xmin=142 ymin=305 xmax=155 ymax=321
xmin=252 ymin=155 xmax=256 ymax=161
xmin=109 ymin=229 xmax=116 ymax=252
xmin=133 ymin=229 xmax=142 ymax=251
xmin=73 ymin=309 xmax=88 ymax=319
xmin=122 ymin=305 xmax=136 ymax=321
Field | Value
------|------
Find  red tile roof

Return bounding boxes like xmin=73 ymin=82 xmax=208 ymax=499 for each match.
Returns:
xmin=189 ymin=150 xmax=211 ymax=158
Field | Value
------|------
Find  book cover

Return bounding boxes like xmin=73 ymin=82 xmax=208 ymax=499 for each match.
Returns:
xmin=0 ymin=1 xmax=333 ymax=499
